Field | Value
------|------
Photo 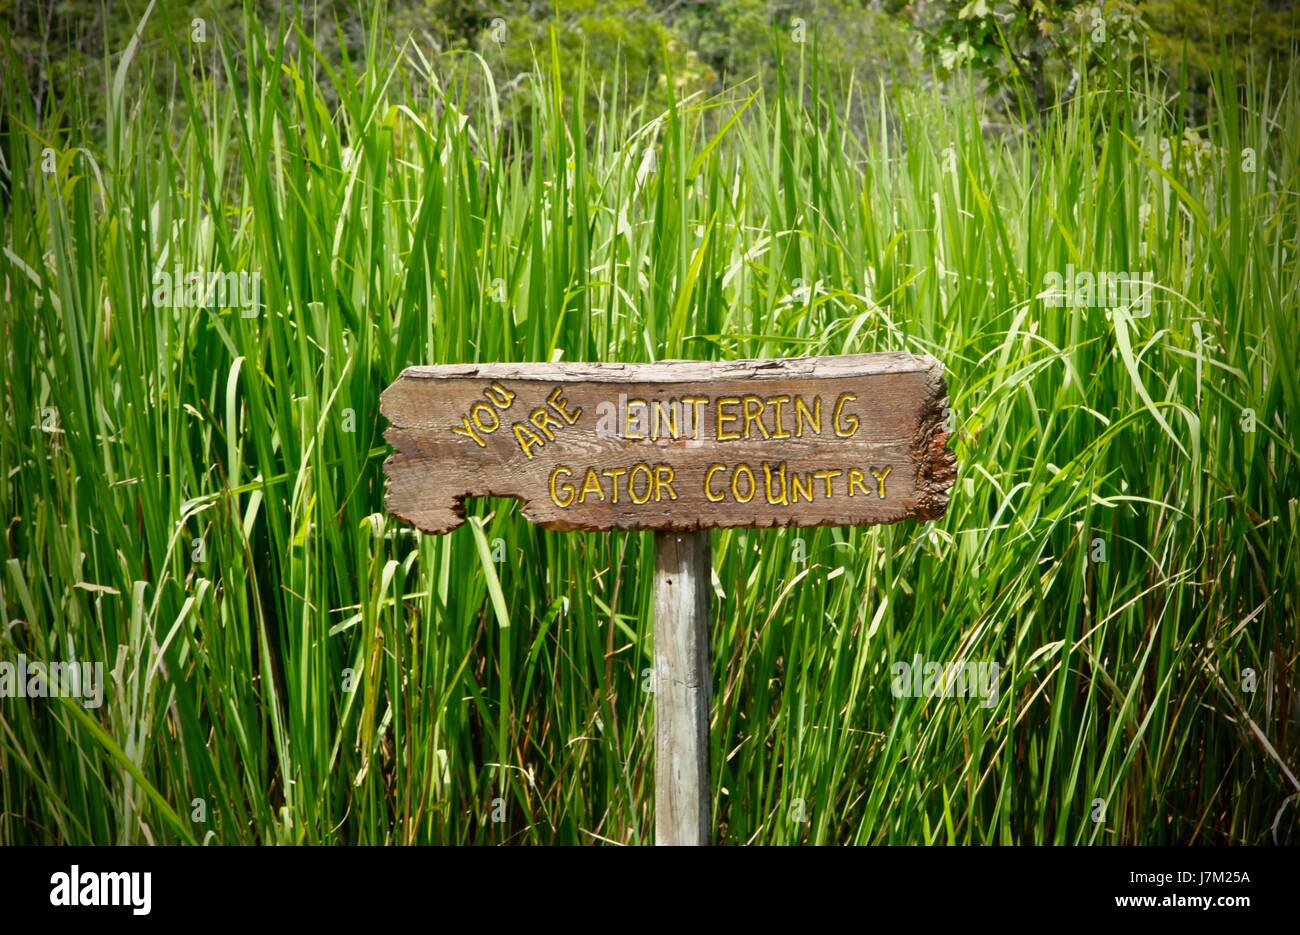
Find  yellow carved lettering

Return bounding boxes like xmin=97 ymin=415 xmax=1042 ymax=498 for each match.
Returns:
xmin=833 ymin=392 xmax=859 ymax=438
xmin=716 ymin=397 xmax=741 ymax=441
xmin=652 ymin=400 xmax=679 ymax=439
xmin=813 ymin=469 xmax=842 ymax=498
xmin=470 ymin=401 xmax=499 ymax=434
xmin=731 ymin=463 xmax=756 ymax=503
xmin=794 ymin=395 xmax=821 ymax=437
xmin=704 ymin=464 xmax=726 ymax=502
xmin=871 ymin=465 xmax=892 ymax=498
xmin=742 ymin=395 xmax=769 ymax=440
xmin=763 ymin=462 xmax=788 ymax=505
xmin=625 ymin=399 xmax=648 ymax=439
xmin=530 ymin=406 xmax=562 ymax=441
xmin=550 ymin=465 xmax=576 ymax=507
xmin=654 ymin=464 xmax=678 ymax=501
xmin=682 ymin=396 xmax=709 ymax=439
xmin=790 ymin=470 xmax=814 ymax=504
xmin=547 ymin=386 xmax=581 ymax=424
xmin=768 ymin=395 xmax=792 ymax=439
xmin=629 ymin=463 xmax=653 ymax=504
xmin=514 ymin=422 xmax=544 ymax=458
xmin=578 ymin=467 xmax=605 ymax=504
xmin=484 ymin=382 xmax=516 ymax=409
xmin=452 ymin=414 xmax=486 ymax=448
xmin=601 ymin=467 xmax=626 ymax=504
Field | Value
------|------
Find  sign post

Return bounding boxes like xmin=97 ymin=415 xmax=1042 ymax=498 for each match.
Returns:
xmin=652 ymin=529 xmax=712 ymax=845
xmin=381 ymin=353 xmax=955 ymax=844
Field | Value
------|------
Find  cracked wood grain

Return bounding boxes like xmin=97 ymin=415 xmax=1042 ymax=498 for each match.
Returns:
xmin=381 ymin=352 xmax=956 ymax=534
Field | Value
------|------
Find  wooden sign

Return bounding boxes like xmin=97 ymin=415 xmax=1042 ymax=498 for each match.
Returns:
xmin=381 ymin=353 xmax=956 ymax=534
xmin=381 ymin=351 xmax=956 ymax=846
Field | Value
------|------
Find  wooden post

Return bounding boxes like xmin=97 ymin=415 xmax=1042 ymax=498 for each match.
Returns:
xmin=380 ymin=354 xmax=956 ymax=845
xmin=653 ymin=530 xmax=712 ymax=846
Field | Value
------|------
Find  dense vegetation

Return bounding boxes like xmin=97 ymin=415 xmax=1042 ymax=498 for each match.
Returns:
xmin=1 ymin=3 xmax=1296 ymax=843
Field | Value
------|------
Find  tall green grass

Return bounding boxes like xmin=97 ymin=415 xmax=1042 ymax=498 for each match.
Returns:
xmin=1 ymin=9 xmax=1296 ymax=844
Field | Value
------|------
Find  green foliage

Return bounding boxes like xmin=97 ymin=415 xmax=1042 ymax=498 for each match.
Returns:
xmin=1141 ymin=0 xmax=1300 ymax=91
xmin=0 ymin=0 xmax=237 ymax=126
xmin=904 ymin=0 xmax=1297 ymax=113
xmin=0 ymin=7 xmax=1297 ymax=845
xmin=907 ymin=0 xmax=1149 ymax=110
xmin=672 ymin=0 xmax=916 ymax=91
xmin=484 ymin=0 xmax=716 ymax=126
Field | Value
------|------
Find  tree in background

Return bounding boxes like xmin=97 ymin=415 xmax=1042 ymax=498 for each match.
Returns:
xmin=481 ymin=0 xmax=716 ymax=125
xmin=899 ymin=0 xmax=1296 ymax=116
xmin=668 ymin=0 xmax=915 ymax=94
xmin=899 ymin=0 xmax=1148 ymax=114
xmin=1142 ymin=0 xmax=1300 ymax=92
xmin=2 ymin=0 xmax=1293 ymax=135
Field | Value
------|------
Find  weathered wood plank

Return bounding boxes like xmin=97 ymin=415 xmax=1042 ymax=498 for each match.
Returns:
xmin=653 ymin=530 xmax=712 ymax=846
xmin=381 ymin=352 xmax=955 ymax=534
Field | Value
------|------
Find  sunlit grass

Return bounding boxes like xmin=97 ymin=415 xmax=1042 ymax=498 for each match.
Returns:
xmin=0 ymin=9 xmax=1296 ymax=844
